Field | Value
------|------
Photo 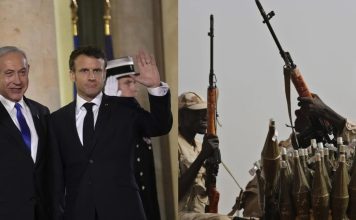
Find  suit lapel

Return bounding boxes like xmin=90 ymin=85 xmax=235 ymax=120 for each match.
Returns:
xmin=68 ymin=101 xmax=84 ymax=149
xmin=0 ymin=101 xmax=31 ymax=157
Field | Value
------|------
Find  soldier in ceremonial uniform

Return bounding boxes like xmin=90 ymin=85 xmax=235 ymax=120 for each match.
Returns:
xmin=104 ymin=56 xmax=161 ymax=220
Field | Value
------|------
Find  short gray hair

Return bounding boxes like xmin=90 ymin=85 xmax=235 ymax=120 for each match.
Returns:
xmin=0 ymin=46 xmax=27 ymax=61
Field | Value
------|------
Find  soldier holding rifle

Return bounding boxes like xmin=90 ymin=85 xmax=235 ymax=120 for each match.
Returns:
xmin=178 ymin=13 xmax=247 ymax=219
xmin=255 ymin=0 xmax=356 ymax=148
xmin=178 ymin=91 xmax=233 ymax=220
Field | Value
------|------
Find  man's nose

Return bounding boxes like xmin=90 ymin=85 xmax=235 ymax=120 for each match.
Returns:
xmin=88 ymin=70 xmax=96 ymax=80
xmin=13 ymin=73 xmax=21 ymax=84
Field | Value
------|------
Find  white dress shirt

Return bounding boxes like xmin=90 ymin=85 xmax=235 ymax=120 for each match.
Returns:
xmin=147 ymin=82 xmax=169 ymax=96
xmin=75 ymin=83 xmax=169 ymax=145
xmin=75 ymin=93 xmax=102 ymax=146
xmin=0 ymin=95 xmax=39 ymax=162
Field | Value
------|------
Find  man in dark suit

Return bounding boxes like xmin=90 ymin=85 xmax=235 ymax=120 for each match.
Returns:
xmin=49 ymin=46 xmax=172 ymax=220
xmin=0 ymin=46 xmax=50 ymax=220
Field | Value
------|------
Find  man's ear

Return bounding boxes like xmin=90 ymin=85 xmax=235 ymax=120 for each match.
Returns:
xmin=70 ymin=70 xmax=75 ymax=82
xmin=103 ymin=70 xmax=107 ymax=80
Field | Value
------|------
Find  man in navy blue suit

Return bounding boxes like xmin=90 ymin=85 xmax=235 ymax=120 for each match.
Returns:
xmin=0 ymin=46 xmax=50 ymax=220
xmin=49 ymin=46 xmax=172 ymax=220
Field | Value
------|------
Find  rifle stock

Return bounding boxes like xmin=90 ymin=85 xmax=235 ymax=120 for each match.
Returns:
xmin=288 ymin=67 xmax=312 ymax=98
xmin=207 ymin=88 xmax=217 ymax=135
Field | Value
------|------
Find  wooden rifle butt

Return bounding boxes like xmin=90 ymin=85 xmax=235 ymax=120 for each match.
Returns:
xmin=207 ymin=87 xmax=217 ymax=135
xmin=206 ymin=185 xmax=220 ymax=213
xmin=288 ymin=67 xmax=313 ymax=98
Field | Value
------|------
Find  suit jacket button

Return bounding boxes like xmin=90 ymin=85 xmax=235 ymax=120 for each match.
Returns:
xmin=89 ymin=159 xmax=94 ymax=164
xmin=137 ymin=157 xmax=141 ymax=162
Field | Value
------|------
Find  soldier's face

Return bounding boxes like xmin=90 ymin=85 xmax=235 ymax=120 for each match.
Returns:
xmin=117 ymin=76 xmax=138 ymax=97
xmin=182 ymin=108 xmax=208 ymax=134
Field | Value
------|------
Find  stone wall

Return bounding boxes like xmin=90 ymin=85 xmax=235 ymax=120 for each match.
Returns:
xmin=0 ymin=0 xmax=60 ymax=111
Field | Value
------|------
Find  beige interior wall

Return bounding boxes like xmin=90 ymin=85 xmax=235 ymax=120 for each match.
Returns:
xmin=110 ymin=0 xmax=154 ymax=108
xmin=0 ymin=0 xmax=60 ymax=111
xmin=53 ymin=0 xmax=74 ymax=107
xmin=161 ymin=0 xmax=178 ymax=218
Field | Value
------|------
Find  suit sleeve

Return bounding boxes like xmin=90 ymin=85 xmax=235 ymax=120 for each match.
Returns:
xmin=138 ymin=90 xmax=173 ymax=137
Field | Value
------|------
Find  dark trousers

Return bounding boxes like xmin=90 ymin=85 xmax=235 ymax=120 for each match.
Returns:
xmin=95 ymin=209 xmax=99 ymax=220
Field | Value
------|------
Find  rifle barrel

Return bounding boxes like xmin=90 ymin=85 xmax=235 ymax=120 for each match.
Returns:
xmin=255 ymin=0 xmax=295 ymax=67
xmin=208 ymin=14 xmax=215 ymax=86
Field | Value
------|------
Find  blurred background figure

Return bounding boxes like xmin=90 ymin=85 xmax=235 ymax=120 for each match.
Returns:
xmin=104 ymin=56 xmax=162 ymax=220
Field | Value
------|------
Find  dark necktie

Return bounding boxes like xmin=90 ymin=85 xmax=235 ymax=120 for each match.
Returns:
xmin=83 ymin=102 xmax=95 ymax=148
xmin=15 ymin=103 xmax=31 ymax=151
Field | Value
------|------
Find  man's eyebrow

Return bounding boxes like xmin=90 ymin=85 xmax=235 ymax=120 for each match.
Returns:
xmin=4 ymin=69 xmax=15 ymax=73
xmin=18 ymin=67 xmax=27 ymax=71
